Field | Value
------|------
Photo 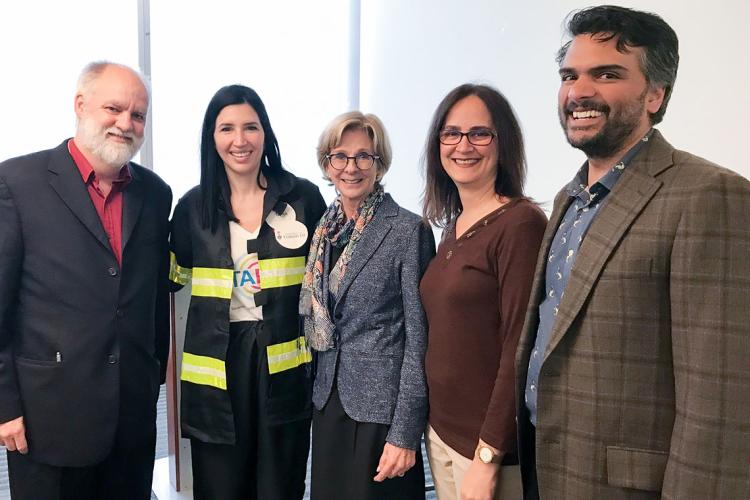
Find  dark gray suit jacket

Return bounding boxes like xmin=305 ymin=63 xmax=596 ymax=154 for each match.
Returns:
xmin=0 ymin=140 xmax=172 ymax=466
xmin=312 ymin=194 xmax=435 ymax=450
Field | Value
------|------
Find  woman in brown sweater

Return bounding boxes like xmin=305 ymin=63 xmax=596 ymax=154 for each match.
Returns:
xmin=420 ymin=84 xmax=547 ymax=500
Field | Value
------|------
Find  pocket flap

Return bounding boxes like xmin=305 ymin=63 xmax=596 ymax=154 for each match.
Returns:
xmin=606 ymin=445 xmax=668 ymax=492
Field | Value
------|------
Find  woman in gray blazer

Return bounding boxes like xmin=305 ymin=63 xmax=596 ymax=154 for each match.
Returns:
xmin=300 ymin=111 xmax=435 ymax=500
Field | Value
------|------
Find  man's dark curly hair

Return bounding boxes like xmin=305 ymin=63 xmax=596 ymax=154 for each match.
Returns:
xmin=557 ymin=5 xmax=679 ymax=124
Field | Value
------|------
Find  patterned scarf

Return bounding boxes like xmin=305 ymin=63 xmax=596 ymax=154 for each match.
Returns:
xmin=300 ymin=185 xmax=385 ymax=351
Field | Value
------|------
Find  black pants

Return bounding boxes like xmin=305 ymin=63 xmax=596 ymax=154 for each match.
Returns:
xmin=7 ymin=426 xmax=156 ymax=500
xmin=191 ymin=321 xmax=310 ymax=500
xmin=311 ymin=383 xmax=425 ymax=500
xmin=519 ymin=413 xmax=540 ymax=500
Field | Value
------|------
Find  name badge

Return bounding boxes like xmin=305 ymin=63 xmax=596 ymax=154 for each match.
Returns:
xmin=266 ymin=204 xmax=308 ymax=249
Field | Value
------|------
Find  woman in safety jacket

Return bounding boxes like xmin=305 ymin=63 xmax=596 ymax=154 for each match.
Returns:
xmin=170 ymin=85 xmax=325 ymax=500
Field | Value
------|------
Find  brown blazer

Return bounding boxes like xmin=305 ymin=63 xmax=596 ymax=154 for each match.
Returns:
xmin=516 ymin=130 xmax=750 ymax=499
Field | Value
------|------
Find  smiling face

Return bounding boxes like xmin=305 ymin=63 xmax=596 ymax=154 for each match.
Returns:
xmin=213 ymin=103 xmax=265 ymax=180
xmin=326 ymin=127 xmax=378 ymax=217
xmin=439 ymin=95 xmax=499 ymax=192
xmin=558 ymin=34 xmax=665 ymax=160
xmin=74 ymin=65 xmax=148 ymax=171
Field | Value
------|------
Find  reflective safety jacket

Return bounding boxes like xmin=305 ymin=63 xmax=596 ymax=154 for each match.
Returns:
xmin=169 ymin=172 xmax=325 ymax=444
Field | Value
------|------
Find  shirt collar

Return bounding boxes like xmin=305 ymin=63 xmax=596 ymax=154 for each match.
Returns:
xmin=564 ymin=129 xmax=654 ymax=199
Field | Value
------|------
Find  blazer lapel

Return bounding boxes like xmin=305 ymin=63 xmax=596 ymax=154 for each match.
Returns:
xmin=543 ymin=133 xmax=673 ymax=358
xmin=48 ymin=142 xmax=111 ymax=252
xmin=333 ymin=195 xmax=396 ymax=308
xmin=122 ymin=164 xmax=144 ymax=251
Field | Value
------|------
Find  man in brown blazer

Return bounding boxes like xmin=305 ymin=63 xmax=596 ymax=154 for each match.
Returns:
xmin=516 ymin=6 xmax=750 ymax=499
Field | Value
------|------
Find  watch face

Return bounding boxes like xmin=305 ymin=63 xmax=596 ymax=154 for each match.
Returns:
xmin=479 ymin=447 xmax=493 ymax=463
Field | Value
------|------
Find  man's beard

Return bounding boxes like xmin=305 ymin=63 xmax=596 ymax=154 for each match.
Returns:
xmin=559 ymin=88 xmax=647 ymax=159
xmin=77 ymin=116 xmax=144 ymax=171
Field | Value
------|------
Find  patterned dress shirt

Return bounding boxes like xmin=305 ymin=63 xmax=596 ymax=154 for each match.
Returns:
xmin=525 ymin=131 xmax=653 ymax=425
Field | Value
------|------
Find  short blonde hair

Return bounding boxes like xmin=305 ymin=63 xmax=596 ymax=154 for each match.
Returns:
xmin=316 ymin=111 xmax=392 ymax=182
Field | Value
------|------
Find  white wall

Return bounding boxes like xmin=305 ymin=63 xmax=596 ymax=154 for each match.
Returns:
xmin=0 ymin=0 xmax=747 ymax=212
xmin=0 ymin=1 xmax=139 ymax=162
xmin=149 ymin=0 xmax=351 ymax=203
xmin=359 ymin=0 xmax=750 ymax=214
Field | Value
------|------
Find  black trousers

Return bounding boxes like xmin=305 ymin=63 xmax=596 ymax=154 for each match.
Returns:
xmin=311 ymin=383 xmax=425 ymax=500
xmin=191 ymin=321 xmax=310 ymax=500
xmin=519 ymin=411 xmax=540 ymax=500
xmin=7 ymin=425 xmax=156 ymax=500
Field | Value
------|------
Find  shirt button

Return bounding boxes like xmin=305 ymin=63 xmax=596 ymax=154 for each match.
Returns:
xmin=107 ymin=354 xmax=117 ymax=364
xmin=107 ymin=267 xmax=118 ymax=277
xmin=446 ymin=250 xmax=453 ymax=260
xmin=116 ymin=309 xmax=124 ymax=318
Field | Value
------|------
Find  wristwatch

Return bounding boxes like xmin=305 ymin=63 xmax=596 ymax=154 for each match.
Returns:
xmin=476 ymin=445 xmax=502 ymax=464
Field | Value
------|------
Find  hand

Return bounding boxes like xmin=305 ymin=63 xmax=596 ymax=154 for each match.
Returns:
xmin=0 ymin=416 xmax=27 ymax=454
xmin=460 ymin=459 xmax=500 ymax=500
xmin=373 ymin=442 xmax=416 ymax=482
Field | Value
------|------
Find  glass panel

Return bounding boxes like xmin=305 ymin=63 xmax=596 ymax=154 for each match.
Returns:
xmin=149 ymin=0 xmax=351 ymax=204
xmin=0 ymin=1 xmax=139 ymax=162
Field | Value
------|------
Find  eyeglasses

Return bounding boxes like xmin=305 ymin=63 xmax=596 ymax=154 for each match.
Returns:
xmin=325 ymin=152 xmax=380 ymax=170
xmin=438 ymin=128 xmax=496 ymax=146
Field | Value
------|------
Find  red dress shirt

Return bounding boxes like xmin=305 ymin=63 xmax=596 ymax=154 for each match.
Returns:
xmin=68 ymin=139 xmax=132 ymax=267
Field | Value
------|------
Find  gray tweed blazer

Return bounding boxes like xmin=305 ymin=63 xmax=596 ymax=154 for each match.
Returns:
xmin=311 ymin=194 xmax=435 ymax=450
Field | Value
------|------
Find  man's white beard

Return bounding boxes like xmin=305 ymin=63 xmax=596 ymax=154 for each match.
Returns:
xmin=77 ymin=116 xmax=144 ymax=171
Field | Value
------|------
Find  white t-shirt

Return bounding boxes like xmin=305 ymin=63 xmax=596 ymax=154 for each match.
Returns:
xmin=229 ymin=221 xmax=263 ymax=322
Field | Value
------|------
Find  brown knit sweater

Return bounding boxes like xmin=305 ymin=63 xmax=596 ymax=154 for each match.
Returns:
xmin=420 ymin=199 xmax=546 ymax=460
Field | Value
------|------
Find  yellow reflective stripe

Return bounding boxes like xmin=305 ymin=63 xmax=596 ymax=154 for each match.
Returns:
xmin=191 ymin=267 xmax=233 ymax=299
xmin=169 ymin=251 xmax=192 ymax=285
xmin=267 ymin=336 xmax=312 ymax=374
xmin=259 ymin=256 xmax=306 ymax=289
xmin=181 ymin=352 xmax=227 ymax=390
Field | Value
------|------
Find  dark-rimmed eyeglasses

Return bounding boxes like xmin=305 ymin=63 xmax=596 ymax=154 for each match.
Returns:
xmin=438 ymin=128 xmax=496 ymax=146
xmin=325 ymin=152 xmax=380 ymax=170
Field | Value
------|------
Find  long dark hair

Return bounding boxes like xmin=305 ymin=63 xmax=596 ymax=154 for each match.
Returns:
xmin=422 ymin=83 xmax=526 ymax=227
xmin=199 ymin=84 xmax=284 ymax=232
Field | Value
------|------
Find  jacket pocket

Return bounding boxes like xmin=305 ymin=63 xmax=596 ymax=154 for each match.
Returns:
xmin=14 ymin=354 xmax=62 ymax=367
xmin=598 ymin=257 xmax=655 ymax=281
xmin=606 ymin=445 xmax=668 ymax=492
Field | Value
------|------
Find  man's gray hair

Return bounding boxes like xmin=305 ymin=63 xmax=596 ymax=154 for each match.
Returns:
xmin=76 ymin=61 xmax=151 ymax=100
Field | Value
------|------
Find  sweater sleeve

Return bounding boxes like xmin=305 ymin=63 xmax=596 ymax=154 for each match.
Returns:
xmin=479 ymin=204 xmax=547 ymax=456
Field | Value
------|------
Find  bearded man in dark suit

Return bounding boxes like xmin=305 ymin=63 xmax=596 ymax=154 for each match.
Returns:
xmin=516 ymin=6 xmax=750 ymax=499
xmin=0 ymin=61 xmax=172 ymax=500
